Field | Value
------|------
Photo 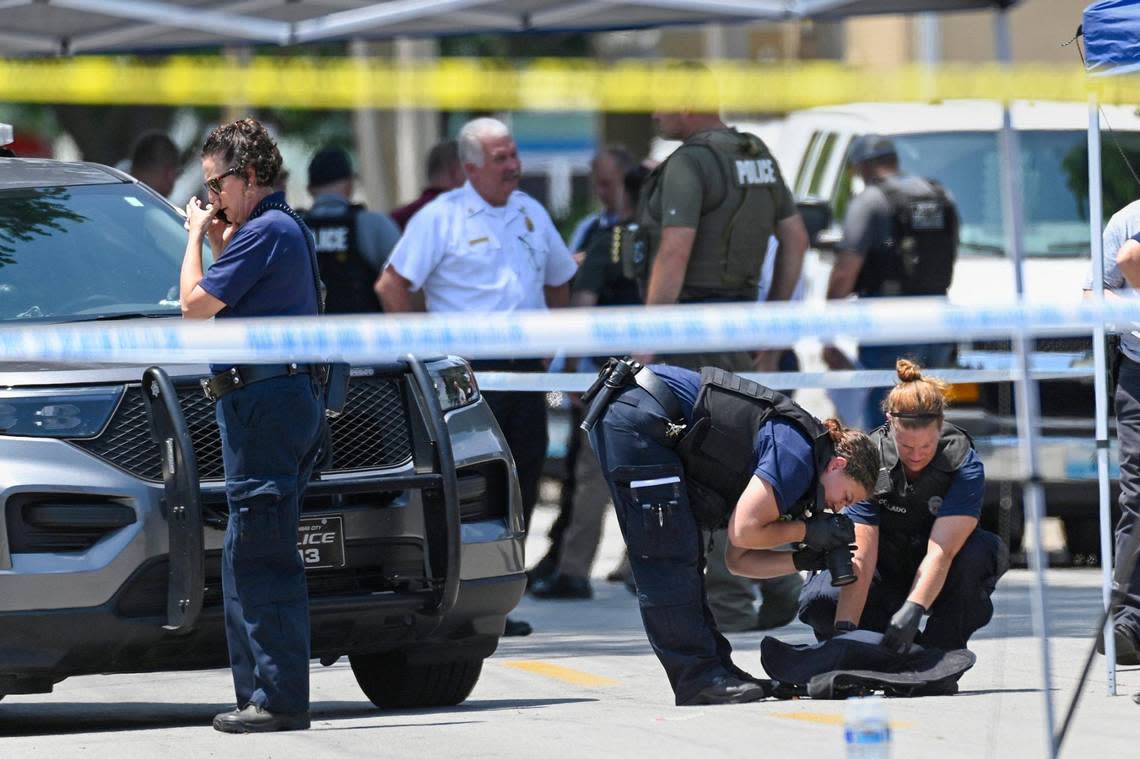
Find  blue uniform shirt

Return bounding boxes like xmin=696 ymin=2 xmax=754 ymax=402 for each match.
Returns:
xmin=844 ymin=447 xmax=984 ymax=526
xmin=652 ymin=364 xmax=816 ymax=515
xmin=198 ymin=192 xmax=318 ymax=373
xmin=199 ymin=192 xmax=319 ymax=320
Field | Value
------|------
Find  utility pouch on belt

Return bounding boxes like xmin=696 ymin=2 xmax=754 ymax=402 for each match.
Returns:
xmin=323 ymin=362 xmax=350 ymax=417
xmin=619 ymin=223 xmax=649 ymax=282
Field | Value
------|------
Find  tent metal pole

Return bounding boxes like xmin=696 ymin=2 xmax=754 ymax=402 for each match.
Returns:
xmin=996 ymin=8 xmax=1057 ymax=757
xmin=1087 ymin=96 xmax=1118 ymax=695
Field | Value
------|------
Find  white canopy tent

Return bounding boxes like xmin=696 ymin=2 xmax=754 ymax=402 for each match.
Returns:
xmin=0 ymin=0 xmax=1011 ymax=56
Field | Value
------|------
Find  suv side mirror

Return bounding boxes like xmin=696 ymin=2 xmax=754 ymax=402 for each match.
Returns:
xmin=797 ymin=200 xmax=837 ymax=251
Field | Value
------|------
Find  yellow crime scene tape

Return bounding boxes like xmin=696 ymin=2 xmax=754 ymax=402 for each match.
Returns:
xmin=1 ymin=56 xmax=1139 ymax=111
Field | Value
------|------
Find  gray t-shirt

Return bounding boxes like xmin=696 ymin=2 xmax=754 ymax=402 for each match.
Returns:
xmin=307 ymin=194 xmax=401 ymax=271
xmin=1084 ymin=198 xmax=1140 ymax=362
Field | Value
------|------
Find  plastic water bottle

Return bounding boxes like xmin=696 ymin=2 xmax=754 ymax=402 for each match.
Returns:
xmin=844 ymin=695 xmax=891 ymax=758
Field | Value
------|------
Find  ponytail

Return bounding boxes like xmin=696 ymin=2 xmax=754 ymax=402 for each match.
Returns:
xmin=823 ymin=418 xmax=879 ymax=493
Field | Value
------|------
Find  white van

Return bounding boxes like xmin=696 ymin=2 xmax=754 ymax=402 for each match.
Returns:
xmin=779 ymin=100 xmax=1140 ymax=560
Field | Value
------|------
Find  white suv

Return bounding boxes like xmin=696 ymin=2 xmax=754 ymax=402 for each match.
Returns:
xmin=779 ymin=100 xmax=1140 ymax=561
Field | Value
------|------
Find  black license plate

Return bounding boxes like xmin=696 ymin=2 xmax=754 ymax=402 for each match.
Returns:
xmin=297 ymin=515 xmax=345 ymax=569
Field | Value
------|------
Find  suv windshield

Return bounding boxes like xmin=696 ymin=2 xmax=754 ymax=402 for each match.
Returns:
xmin=0 ymin=182 xmax=193 ymax=322
xmin=891 ymin=130 xmax=1140 ymax=258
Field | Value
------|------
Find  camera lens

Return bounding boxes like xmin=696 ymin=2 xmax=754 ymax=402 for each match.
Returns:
xmin=827 ymin=547 xmax=856 ymax=587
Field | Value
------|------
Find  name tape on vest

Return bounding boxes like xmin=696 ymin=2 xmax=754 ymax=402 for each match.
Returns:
xmin=315 ymin=226 xmax=350 ymax=254
xmin=735 ymin=158 xmax=777 ymax=186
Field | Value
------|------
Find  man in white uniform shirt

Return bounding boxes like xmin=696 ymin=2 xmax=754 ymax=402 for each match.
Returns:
xmin=379 ymin=117 xmax=577 ymax=637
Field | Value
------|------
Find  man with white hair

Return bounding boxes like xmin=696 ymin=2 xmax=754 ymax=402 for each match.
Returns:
xmin=378 ymin=117 xmax=577 ymax=637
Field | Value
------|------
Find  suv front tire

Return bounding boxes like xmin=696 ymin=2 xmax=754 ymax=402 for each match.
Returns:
xmin=349 ymin=652 xmax=484 ymax=708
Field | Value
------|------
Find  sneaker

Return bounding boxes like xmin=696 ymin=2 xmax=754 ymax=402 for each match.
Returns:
xmin=212 ymin=704 xmax=310 ymax=734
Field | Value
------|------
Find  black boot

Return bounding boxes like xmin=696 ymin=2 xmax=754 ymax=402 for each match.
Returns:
xmin=530 ymin=573 xmax=593 ymax=600
xmin=681 ymin=676 xmax=770 ymax=706
xmin=504 ymin=616 xmax=533 ymax=637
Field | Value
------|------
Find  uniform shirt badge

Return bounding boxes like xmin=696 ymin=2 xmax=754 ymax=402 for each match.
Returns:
xmin=524 ymin=215 xmax=535 ymax=232
xmin=928 ymin=496 xmax=943 ymax=516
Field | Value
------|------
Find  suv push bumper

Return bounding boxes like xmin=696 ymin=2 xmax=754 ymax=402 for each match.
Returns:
xmin=0 ymin=572 xmax=525 ymax=693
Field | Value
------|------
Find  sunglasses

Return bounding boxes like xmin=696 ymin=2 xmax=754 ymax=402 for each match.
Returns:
xmin=205 ymin=167 xmax=240 ymax=194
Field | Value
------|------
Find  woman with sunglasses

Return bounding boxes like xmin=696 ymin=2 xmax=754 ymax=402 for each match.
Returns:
xmin=181 ymin=118 xmax=324 ymax=734
xmin=798 ymin=359 xmax=1009 ymax=659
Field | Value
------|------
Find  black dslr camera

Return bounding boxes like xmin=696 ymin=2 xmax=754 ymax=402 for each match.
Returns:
xmin=826 ymin=544 xmax=856 ymax=587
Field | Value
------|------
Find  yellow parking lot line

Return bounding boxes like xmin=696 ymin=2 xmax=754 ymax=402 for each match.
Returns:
xmin=771 ymin=712 xmax=912 ymax=729
xmin=501 ymin=660 xmax=620 ymax=687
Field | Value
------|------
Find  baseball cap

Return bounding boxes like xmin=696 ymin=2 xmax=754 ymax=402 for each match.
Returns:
xmin=848 ymin=135 xmax=897 ymax=165
xmin=308 ymin=146 xmax=353 ymax=186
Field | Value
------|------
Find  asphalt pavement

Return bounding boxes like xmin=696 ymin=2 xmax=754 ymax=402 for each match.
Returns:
xmin=0 ymin=503 xmax=1136 ymax=759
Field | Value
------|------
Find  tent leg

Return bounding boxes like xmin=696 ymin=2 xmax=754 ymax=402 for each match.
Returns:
xmin=1088 ymin=96 xmax=1118 ymax=696
xmin=997 ymin=8 xmax=1057 ymax=755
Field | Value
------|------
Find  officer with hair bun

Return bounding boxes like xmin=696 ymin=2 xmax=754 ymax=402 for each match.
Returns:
xmin=582 ymin=361 xmax=880 ymax=706
xmin=799 ymin=359 xmax=1009 ymax=654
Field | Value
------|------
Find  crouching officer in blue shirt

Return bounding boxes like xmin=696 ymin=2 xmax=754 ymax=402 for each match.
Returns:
xmin=799 ymin=360 xmax=1009 ymax=653
xmin=581 ymin=360 xmax=880 ymax=705
xmin=182 ymin=118 xmax=325 ymax=733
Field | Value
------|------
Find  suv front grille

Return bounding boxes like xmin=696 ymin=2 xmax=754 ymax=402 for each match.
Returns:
xmin=74 ymin=376 xmax=413 ymax=481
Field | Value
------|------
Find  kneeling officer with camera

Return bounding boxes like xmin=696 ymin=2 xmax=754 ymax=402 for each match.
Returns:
xmin=581 ymin=360 xmax=880 ymax=705
xmin=798 ymin=360 xmax=1008 ymax=654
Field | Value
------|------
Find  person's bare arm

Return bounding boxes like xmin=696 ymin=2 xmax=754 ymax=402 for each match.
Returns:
xmin=1117 ymin=239 xmax=1140 ymax=289
xmin=726 ymin=476 xmax=808 ymax=551
xmin=725 ymin=546 xmax=799 ymax=579
xmin=545 ymin=283 xmax=570 ymax=309
xmin=180 ymin=197 xmax=226 ymax=320
xmin=820 ymin=249 xmax=865 ymax=368
xmin=376 ymin=267 xmax=422 ymax=313
xmin=835 ymin=522 xmax=879 ymax=626
xmin=767 ymin=214 xmax=808 ymax=303
xmin=907 ymin=515 xmax=977 ymax=608
xmin=826 ymin=249 xmax=863 ymax=300
xmin=644 ymin=226 xmax=697 ymax=305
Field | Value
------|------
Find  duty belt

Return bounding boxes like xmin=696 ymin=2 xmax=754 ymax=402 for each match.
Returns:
xmin=580 ymin=357 xmax=686 ymax=440
xmin=201 ymin=363 xmax=312 ymax=402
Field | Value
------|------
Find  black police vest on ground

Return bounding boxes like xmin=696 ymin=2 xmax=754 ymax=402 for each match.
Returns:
xmin=675 ymin=367 xmax=834 ymax=529
xmin=871 ymin=423 xmax=973 ymax=579
xmin=302 ymin=204 xmax=381 ymax=314
xmin=855 ymin=175 xmax=959 ymax=298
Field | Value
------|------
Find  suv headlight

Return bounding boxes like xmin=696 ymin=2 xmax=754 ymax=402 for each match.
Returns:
xmin=0 ymin=386 xmax=124 ymax=438
xmin=426 ymin=357 xmax=479 ymax=411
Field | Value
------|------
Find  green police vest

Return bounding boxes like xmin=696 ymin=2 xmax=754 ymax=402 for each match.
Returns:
xmin=630 ymin=128 xmax=787 ymax=302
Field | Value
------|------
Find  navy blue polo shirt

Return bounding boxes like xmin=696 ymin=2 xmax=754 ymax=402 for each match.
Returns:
xmin=199 ymin=192 xmax=318 ymax=321
xmin=199 ymin=193 xmax=318 ymax=372
xmin=652 ymin=364 xmax=816 ymax=515
xmin=844 ymin=447 xmax=984 ymax=526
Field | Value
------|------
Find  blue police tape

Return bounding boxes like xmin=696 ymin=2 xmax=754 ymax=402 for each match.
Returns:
xmin=0 ymin=296 xmax=1132 ymax=365
xmin=475 ymin=368 xmax=1094 ymax=393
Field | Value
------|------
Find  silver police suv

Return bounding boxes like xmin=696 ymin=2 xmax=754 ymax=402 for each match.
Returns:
xmin=0 ymin=155 xmax=526 ymax=706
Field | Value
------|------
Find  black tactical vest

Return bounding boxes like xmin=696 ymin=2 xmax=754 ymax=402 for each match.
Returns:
xmin=630 ymin=128 xmax=786 ymax=303
xmin=303 ymin=204 xmax=381 ymax=314
xmin=675 ymin=367 xmax=835 ymax=529
xmin=854 ymin=175 xmax=959 ymax=298
xmin=870 ymin=422 xmax=973 ymax=579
